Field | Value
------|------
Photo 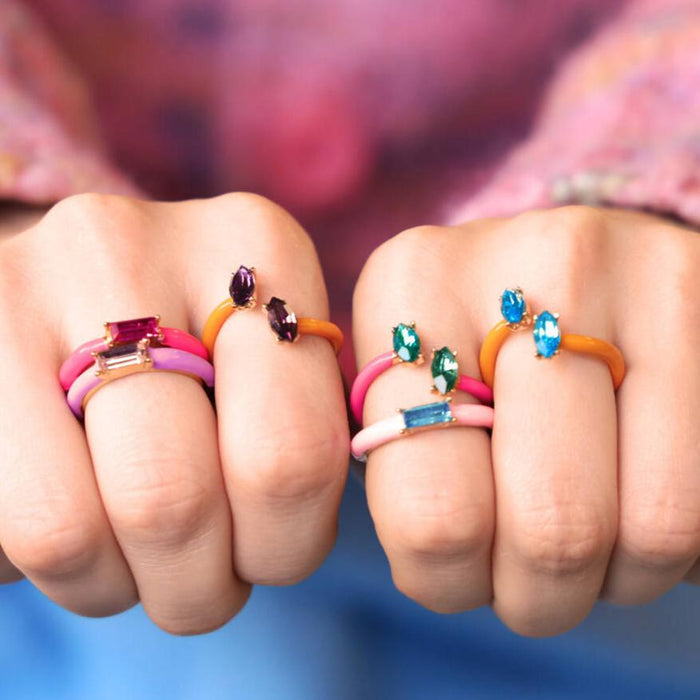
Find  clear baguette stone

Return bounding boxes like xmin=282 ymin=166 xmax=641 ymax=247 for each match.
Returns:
xmin=96 ymin=342 xmax=149 ymax=373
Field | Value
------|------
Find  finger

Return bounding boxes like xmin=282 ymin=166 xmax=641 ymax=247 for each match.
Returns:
xmin=353 ymin=226 xmax=494 ymax=613
xmin=684 ymin=559 xmax=700 ymax=585
xmin=0 ymin=253 xmax=137 ymax=614
xmin=186 ymin=194 xmax=349 ymax=585
xmin=55 ymin=199 xmax=249 ymax=634
xmin=488 ymin=321 xmax=618 ymax=636
xmin=603 ymin=229 xmax=700 ymax=604
xmin=476 ymin=211 xmax=618 ymax=637
xmin=0 ymin=545 xmax=24 ymax=584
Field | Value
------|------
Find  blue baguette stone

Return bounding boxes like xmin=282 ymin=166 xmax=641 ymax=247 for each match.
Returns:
xmin=402 ymin=401 xmax=453 ymax=431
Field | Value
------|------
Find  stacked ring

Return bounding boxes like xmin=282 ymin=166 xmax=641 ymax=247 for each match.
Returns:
xmin=479 ymin=287 xmax=625 ymax=389
xmin=59 ymin=315 xmax=207 ymax=391
xmin=350 ymin=322 xmax=493 ymax=425
xmin=202 ymin=265 xmax=343 ymax=356
xmin=66 ymin=340 xmax=215 ymax=419
xmin=351 ymin=399 xmax=494 ymax=461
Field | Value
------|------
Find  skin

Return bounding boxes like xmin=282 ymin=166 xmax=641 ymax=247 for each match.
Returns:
xmin=0 ymin=197 xmax=697 ymax=637
xmin=0 ymin=193 xmax=350 ymax=634
xmin=353 ymin=205 xmax=700 ymax=636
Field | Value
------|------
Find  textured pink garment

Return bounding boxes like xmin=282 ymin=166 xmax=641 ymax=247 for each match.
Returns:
xmin=454 ymin=0 xmax=700 ymax=224
xmin=6 ymin=0 xmax=619 ymax=210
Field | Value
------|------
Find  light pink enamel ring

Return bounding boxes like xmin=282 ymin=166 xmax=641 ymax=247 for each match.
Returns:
xmin=66 ymin=341 xmax=215 ymax=419
xmin=59 ymin=316 xmax=208 ymax=391
xmin=351 ymin=399 xmax=494 ymax=462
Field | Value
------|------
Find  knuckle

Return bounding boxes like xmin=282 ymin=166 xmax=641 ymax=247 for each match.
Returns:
xmin=105 ymin=460 xmax=214 ymax=544
xmin=620 ymin=501 xmax=700 ymax=568
xmin=355 ymin=224 xmax=448 ymax=303
xmin=233 ymin=425 xmax=348 ymax=504
xmin=510 ymin=504 xmax=612 ymax=577
xmin=212 ymin=191 xmax=313 ymax=251
xmin=387 ymin=496 xmax=492 ymax=562
xmin=149 ymin=589 xmax=249 ymax=636
xmin=656 ymin=232 xmax=700 ymax=327
xmin=391 ymin=573 xmax=479 ymax=615
xmin=44 ymin=192 xmax=145 ymax=231
xmin=513 ymin=206 xmax=609 ymax=308
xmin=153 ymin=608 xmax=234 ymax=637
xmin=37 ymin=194 xmax=148 ymax=270
xmin=5 ymin=505 xmax=102 ymax=579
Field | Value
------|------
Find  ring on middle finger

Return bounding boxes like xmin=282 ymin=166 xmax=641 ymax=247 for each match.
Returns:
xmin=201 ymin=265 xmax=344 ymax=356
xmin=479 ymin=287 xmax=626 ymax=390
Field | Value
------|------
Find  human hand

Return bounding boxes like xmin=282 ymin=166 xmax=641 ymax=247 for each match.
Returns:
xmin=0 ymin=193 xmax=349 ymax=634
xmin=352 ymin=206 xmax=699 ymax=636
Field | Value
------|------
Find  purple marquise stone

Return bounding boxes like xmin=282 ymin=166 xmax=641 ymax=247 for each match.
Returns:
xmin=229 ymin=266 xmax=256 ymax=307
xmin=107 ymin=316 xmax=160 ymax=345
xmin=266 ymin=297 xmax=297 ymax=342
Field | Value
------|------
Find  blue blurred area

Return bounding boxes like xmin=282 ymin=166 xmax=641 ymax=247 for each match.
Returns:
xmin=1 ymin=478 xmax=698 ymax=700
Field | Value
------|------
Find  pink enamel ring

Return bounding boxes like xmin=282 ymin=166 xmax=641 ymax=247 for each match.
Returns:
xmin=351 ymin=322 xmax=493 ymax=426
xmin=59 ymin=316 xmax=207 ymax=391
xmin=66 ymin=341 xmax=215 ymax=419
xmin=351 ymin=399 xmax=494 ymax=462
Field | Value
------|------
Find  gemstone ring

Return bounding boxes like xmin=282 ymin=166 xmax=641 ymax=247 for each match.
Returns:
xmin=262 ymin=296 xmax=343 ymax=354
xmin=66 ymin=340 xmax=216 ymax=419
xmin=479 ymin=287 xmax=626 ymax=389
xmin=351 ymin=399 xmax=494 ymax=461
xmin=349 ymin=323 xmax=493 ymax=426
xmin=201 ymin=266 xmax=343 ymax=357
xmin=59 ymin=315 xmax=209 ymax=391
xmin=201 ymin=265 xmax=258 ymax=355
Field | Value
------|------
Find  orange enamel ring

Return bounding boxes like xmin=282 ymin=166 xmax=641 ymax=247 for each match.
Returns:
xmin=202 ymin=266 xmax=343 ymax=357
xmin=295 ymin=317 xmax=344 ymax=355
xmin=202 ymin=300 xmax=343 ymax=356
xmin=479 ymin=319 xmax=625 ymax=390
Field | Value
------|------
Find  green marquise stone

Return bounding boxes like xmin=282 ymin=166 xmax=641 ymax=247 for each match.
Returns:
xmin=431 ymin=346 xmax=458 ymax=394
xmin=392 ymin=323 xmax=421 ymax=362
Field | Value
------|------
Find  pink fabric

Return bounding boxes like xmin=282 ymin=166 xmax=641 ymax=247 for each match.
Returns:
xmin=350 ymin=351 xmax=493 ymax=426
xmin=66 ymin=347 xmax=215 ymax=419
xmin=453 ymin=0 xmax=700 ymax=224
xmin=0 ymin=1 xmax=139 ymax=203
xmin=59 ymin=327 xmax=209 ymax=391
xmin=351 ymin=402 xmax=494 ymax=462
xmin=6 ymin=0 xmax=619 ymax=210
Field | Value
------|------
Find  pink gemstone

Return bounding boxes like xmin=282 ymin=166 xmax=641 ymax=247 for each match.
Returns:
xmin=107 ymin=316 xmax=161 ymax=345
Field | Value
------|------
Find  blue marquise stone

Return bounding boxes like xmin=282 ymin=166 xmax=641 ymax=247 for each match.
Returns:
xmin=533 ymin=311 xmax=561 ymax=358
xmin=501 ymin=288 xmax=526 ymax=324
xmin=402 ymin=401 xmax=453 ymax=431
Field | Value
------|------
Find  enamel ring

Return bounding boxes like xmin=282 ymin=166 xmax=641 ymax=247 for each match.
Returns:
xmin=201 ymin=266 xmax=343 ymax=356
xmin=351 ymin=399 xmax=494 ymax=461
xmin=66 ymin=340 xmax=215 ymax=419
xmin=350 ymin=322 xmax=493 ymax=425
xmin=59 ymin=316 xmax=207 ymax=391
xmin=478 ymin=287 xmax=625 ymax=390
